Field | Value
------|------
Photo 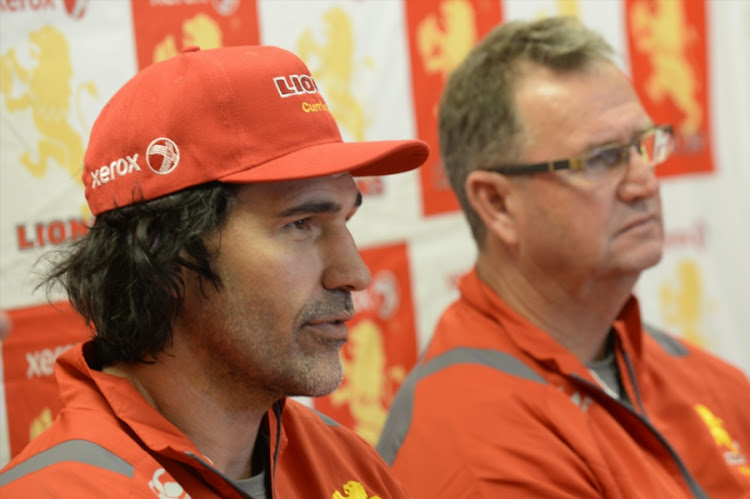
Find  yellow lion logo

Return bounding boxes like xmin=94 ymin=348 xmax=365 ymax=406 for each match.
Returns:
xmin=29 ymin=407 xmax=53 ymax=442
xmin=695 ymin=404 xmax=740 ymax=455
xmin=417 ymin=0 xmax=477 ymax=78
xmin=0 ymin=25 xmax=98 ymax=185
xmin=332 ymin=480 xmax=381 ymax=499
xmin=629 ymin=0 xmax=702 ymax=134
xmin=153 ymin=13 xmax=224 ymax=64
xmin=331 ymin=319 xmax=406 ymax=445
xmin=695 ymin=404 xmax=750 ymax=476
xmin=298 ymin=7 xmax=370 ymax=141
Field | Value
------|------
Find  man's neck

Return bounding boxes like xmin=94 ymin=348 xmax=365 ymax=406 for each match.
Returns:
xmin=103 ymin=357 xmax=275 ymax=480
xmin=476 ymin=254 xmax=638 ymax=363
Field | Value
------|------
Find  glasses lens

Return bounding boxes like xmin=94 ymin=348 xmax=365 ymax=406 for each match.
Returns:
xmin=582 ymin=145 xmax=623 ymax=177
xmin=581 ymin=143 xmax=629 ymax=181
xmin=638 ymin=126 xmax=675 ymax=167
xmin=652 ymin=127 xmax=675 ymax=164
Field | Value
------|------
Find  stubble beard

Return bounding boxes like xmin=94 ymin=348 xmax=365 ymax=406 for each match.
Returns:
xmin=283 ymin=290 xmax=354 ymax=397
xmin=219 ymin=289 xmax=353 ymax=400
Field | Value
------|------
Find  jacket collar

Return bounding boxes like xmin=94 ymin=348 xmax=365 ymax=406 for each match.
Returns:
xmin=457 ymin=268 xmax=645 ymax=377
xmin=57 ymin=342 xmax=287 ymax=471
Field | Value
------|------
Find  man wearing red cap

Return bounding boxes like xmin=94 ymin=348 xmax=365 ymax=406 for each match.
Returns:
xmin=0 ymin=45 xmax=428 ymax=498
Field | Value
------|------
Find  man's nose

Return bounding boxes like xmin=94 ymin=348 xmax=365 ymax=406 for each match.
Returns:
xmin=618 ymin=145 xmax=660 ymax=201
xmin=323 ymin=229 xmax=372 ymax=292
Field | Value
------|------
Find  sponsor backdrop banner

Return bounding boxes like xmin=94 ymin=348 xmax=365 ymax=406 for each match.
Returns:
xmin=1 ymin=0 xmax=748 ymax=465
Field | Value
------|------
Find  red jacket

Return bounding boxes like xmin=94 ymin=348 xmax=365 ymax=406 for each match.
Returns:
xmin=377 ymin=269 xmax=750 ymax=498
xmin=0 ymin=341 xmax=410 ymax=498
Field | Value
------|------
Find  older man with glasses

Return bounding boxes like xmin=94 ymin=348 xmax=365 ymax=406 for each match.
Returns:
xmin=377 ymin=16 xmax=750 ymax=499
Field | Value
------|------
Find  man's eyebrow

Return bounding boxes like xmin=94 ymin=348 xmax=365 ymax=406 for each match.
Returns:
xmin=278 ymin=191 xmax=362 ymax=218
xmin=585 ymin=124 xmax=656 ymax=151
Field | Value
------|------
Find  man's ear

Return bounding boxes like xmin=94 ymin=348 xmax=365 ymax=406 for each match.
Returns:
xmin=465 ymin=170 xmax=519 ymax=247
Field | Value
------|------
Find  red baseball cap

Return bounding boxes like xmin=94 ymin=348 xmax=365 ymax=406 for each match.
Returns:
xmin=83 ymin=45 xmax=430 ymax=215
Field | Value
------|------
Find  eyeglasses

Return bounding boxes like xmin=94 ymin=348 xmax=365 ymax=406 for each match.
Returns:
xmin=484 ymin=125 xmax=675 ymax=181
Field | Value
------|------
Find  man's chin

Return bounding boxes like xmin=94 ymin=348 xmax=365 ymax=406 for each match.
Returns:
xmin=287 ymin=365 xmax=344 ymax=399
xmin=638 ymin=242 xmax=665 ymax=270
xmin=616 ymin=236 xmax=664 ymax=272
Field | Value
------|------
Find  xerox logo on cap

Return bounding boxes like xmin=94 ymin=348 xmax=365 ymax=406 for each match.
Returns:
xmin=147 ymin=138 xmax=180 ymax=175
xmin=90 ymin=154 xmax=142 ymax=189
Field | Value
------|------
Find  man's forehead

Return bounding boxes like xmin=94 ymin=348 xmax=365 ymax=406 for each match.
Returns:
xmin=516 ymin=64 xmax=646 ymax=136
xmin=235 ymin=173 xmax=360 ymax=203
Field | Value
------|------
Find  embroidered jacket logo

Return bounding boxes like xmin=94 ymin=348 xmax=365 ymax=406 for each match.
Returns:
xmin=332 ymin=480 xmax=381 ymax=499
xmin=148 ymin=468 xmax=190 ymax=499
xmin=695 ymin=404 xmax=750 ymax=476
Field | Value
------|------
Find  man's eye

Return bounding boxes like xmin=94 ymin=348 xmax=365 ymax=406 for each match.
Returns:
xmin=584 ymin=146 xmax=624 ymax=170
xmin=290 ymin=218 xmax=311 ymax=230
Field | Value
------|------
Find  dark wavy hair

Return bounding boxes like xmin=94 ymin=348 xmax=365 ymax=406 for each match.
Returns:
xmin=41 ymin=182 xmax=237 ymax=367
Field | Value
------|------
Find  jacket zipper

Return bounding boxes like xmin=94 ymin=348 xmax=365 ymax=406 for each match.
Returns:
xmin=570 ymin=364 xmax=709 ymax=499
